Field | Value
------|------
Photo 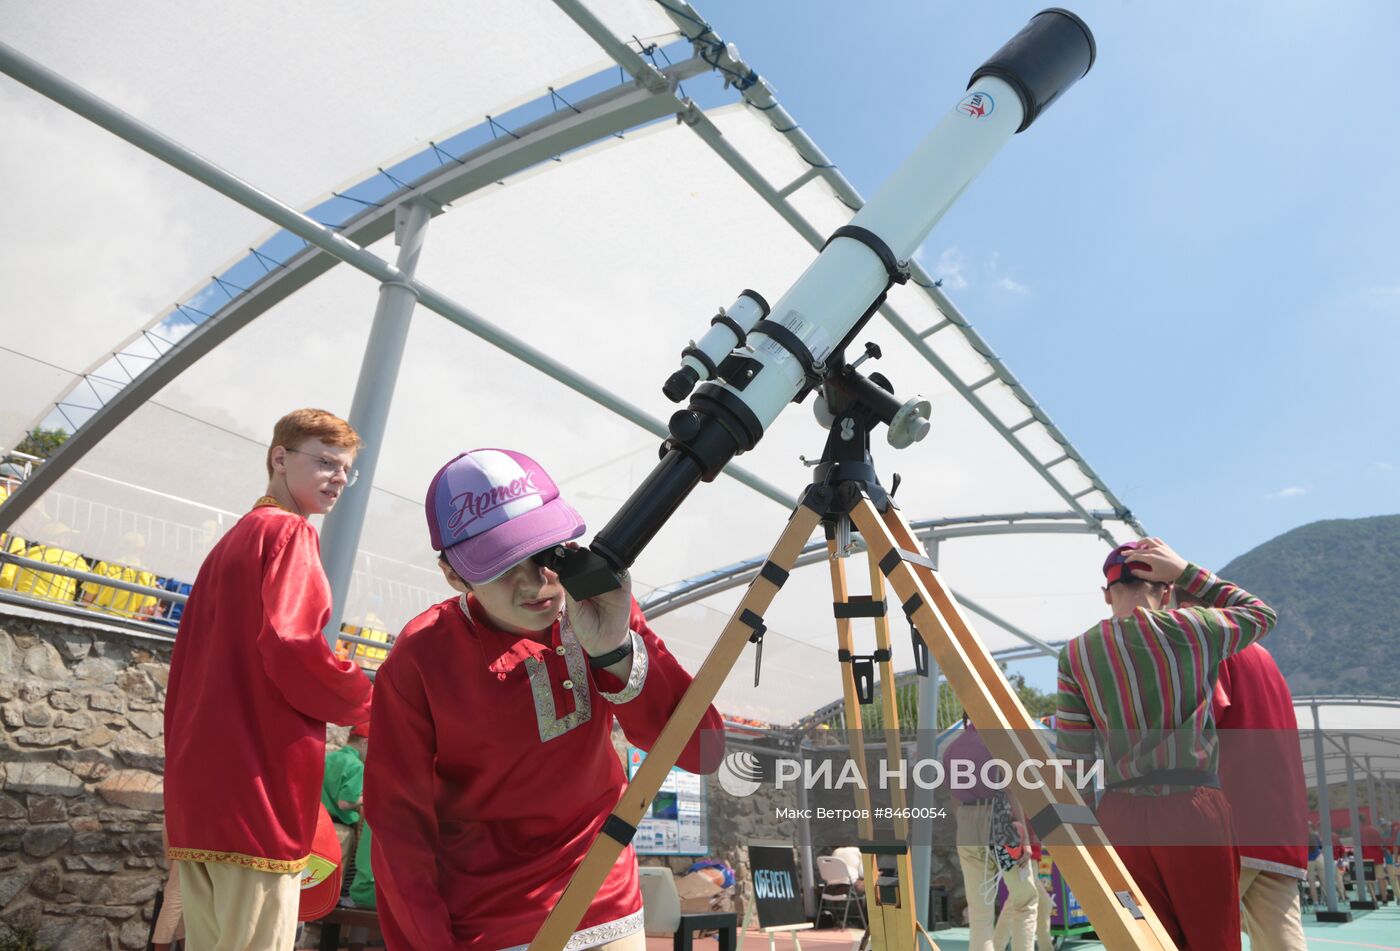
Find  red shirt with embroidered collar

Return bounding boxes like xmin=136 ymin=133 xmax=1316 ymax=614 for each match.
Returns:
xmin=164 ymin=502 xmax=372 ymax=873
xmin=365 ymin=592 xmax=724 ymax=951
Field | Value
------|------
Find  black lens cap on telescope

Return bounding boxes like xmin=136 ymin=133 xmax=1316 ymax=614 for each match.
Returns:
xmin=969 ymin=8 xmax=1096 ymax=133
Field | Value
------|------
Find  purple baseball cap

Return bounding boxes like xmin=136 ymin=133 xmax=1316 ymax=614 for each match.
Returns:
xmin=1103 ymin=541 xmax=1151 ymax=586
xmin=426 ymin=449 xmax=586 ymax=584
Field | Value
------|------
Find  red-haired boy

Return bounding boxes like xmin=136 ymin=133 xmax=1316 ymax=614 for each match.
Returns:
xmin=165 ymin=408 xmax=373 ymax=949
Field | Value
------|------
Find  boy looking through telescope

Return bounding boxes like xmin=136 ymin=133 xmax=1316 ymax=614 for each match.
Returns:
xmin=365 ymin=448 xmax=723 ymax=951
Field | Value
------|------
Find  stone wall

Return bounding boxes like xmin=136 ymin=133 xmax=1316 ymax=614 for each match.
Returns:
xmin=0 ymin=610 xmax=172 ymax=949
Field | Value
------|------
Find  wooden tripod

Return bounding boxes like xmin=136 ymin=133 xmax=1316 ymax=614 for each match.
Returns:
xmin=527 ymin=480 xmax=1179 ymax=951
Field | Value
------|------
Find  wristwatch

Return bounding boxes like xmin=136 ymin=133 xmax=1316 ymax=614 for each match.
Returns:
xmin=587 ymin=635 xmax=634 ymax=669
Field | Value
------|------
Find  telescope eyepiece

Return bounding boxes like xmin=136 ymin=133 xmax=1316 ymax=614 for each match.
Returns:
xmin=664 ymin=365 xmax=700 ymax=403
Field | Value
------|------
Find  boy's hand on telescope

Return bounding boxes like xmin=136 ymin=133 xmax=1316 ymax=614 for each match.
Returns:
xmin=559 ymin=546 xmax=634 ymax=656
xmin=1126 ymin=537 xmax=1189 ymax=583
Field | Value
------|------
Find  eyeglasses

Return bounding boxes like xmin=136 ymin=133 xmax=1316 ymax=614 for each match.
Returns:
xmin=287 ymin=448 xmax=359 ymax=487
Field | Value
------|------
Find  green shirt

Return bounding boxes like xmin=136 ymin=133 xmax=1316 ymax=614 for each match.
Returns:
xmin=349 ymin=823 xmax=375 ymax=908
xmin=322 ymin=744 xmax=365 ymax=825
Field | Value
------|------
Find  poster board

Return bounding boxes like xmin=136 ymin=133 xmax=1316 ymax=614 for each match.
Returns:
xmin=626 ymin=747 xmax=708 ymax=856
xmin=747 ymin=840 xmax=807 ymax=929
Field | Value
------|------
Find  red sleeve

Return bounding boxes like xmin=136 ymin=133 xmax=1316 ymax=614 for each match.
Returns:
xmin=592 ymin=602 xmax=724 ymax=775
xmin=363 ymin=660 xmax=458 ymax=950
xmin=255 ymin=520 xmax=371 ymax=726
xmin=1212 ymin=655 xmax=1233 ymax=723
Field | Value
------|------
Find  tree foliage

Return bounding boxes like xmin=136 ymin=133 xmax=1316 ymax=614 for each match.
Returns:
xmin=13 ymin=427 xmax=68 ymax=460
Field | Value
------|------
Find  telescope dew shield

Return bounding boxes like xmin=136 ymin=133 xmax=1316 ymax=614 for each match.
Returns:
xmin=970 ymin=8 xmax=1096 ymax=133
xmin=560 ymin=10 xmax=1095 ymax=599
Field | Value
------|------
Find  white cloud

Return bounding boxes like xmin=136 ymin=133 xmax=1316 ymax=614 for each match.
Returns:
xmin=1264 ymin=486 xmax=1307 ymax=500
xmin=932 ymin=247 xmax=968 ymax=290
xmin=912 ymin=247 xmax=1029 ymax=295
xmin=1368 ymin=462 xmax=1394 ymax=473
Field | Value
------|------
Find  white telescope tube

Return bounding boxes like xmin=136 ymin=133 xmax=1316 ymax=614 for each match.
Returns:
xmin=711 ymin=77 xmax=1023 ymax=431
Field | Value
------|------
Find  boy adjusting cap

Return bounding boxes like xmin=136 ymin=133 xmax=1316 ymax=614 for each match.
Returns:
xmin=1103 ymin=540 xmax=1153 ymax=587
xmin=426 ymin=449 xmax=586 ymax=584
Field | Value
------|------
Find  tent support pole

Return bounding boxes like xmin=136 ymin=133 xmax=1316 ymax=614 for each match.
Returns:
xmin=319 ymin=199 xmax=434 ymax=646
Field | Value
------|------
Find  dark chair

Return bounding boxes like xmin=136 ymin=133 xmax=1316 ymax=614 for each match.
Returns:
xmin=815 ymin=856 xmax=866 ymax=929
xmin=317 ymin=907 xmax=381 ymax=951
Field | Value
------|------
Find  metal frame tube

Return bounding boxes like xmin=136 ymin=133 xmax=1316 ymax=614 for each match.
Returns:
xmin=0 ymin=550 xmax=187 ymax=603
xmin=551 ymin=0 xmax=670 ymax=92
xmin=795 ymin=745 xmax=816 ymax=918
xmin=911 ymin=539 xmax=940 ymax=945
xmin=1344 ymin=735 xmax=1371 ymax=904
xmin=1366 ymin=755 xmax=1379 ymax=830
xmin=1312 ymin=703 xmax=1345 ymax=916
xmin=318 ymin=199 xmax=434 ymax=645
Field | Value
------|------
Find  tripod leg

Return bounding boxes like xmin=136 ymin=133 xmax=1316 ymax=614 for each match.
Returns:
xmin=526 ymin=503 xmax=824 ymax=951
xmin=846 ymin=497 xmax=1179 ymax=951
xmin=827 ymin=540 xmax=920 ymax=951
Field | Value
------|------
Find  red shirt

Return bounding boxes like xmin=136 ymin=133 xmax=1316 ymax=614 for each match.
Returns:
xmin=1359 ymin=823 xmax=1385 ymax=864
xmin=1212 ymin=643 xmax=1308 ymax=876
xmin=365 ymin=595 xmax=723 ymax=951
xmin=164 ymin=505 xmax=372 ymax=872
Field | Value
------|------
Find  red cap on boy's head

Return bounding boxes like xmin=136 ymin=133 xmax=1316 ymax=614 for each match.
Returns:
xmin=1103 ymin=541 xmax=1152 ymax=587
xmin=350 ymin=721 xmax=370 ymax=739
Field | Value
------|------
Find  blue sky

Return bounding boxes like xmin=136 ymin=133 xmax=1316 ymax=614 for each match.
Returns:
xmin=693 ymin=0 xmax=1399 ymax=579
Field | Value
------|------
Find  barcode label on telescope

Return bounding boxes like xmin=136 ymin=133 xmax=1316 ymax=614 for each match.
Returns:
xmin=758 ymin=310 xmax=833 ymax=366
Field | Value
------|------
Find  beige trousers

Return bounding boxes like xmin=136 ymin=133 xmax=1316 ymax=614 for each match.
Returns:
xmin=1307 ymin=855 xmax=1348 ymax=903
xmin=992 ymin=862 xmax=1054 ymax=951
xmin=179 ymin=860 xmax=300 ymax=951
xmin=1238 ymin=867 xmax=1307 ymax=951
xmin=955 ymin=800 xmax=1038 ymax=951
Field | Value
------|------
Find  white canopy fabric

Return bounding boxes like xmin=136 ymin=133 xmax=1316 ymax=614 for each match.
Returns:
xmin=1295 ymin=698 xmax=1400 ymax=795
xmin=1 ymin=0 xmax=1140 ymax=723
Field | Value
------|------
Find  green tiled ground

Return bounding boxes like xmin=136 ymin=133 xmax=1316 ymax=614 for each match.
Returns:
xmin=922 ymin=903 xmax=1400 ymax=950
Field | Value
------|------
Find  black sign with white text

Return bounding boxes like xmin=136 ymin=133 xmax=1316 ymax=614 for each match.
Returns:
xmin=747 ymin=840 xmax=806 ymax=928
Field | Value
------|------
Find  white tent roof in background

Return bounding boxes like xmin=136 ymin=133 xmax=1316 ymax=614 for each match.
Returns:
xmin=1 ymin=0 xmax=1142 ymax=724
xmin=1296 ymin=697 xmax=1400 ymax=794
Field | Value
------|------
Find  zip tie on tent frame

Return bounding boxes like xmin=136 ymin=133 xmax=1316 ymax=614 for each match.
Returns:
xmin=635 ymin=36 xmax=688 ymax=101
xmin=548 ymin=87 xmax=584 ymax=115
xmin=249 ymin=247 xmax=288 ymax=274
xmin=486 ymin=115 xmax=522 ymax=141
xmin=210 ymin=274 xmax=250 ymax=301
xmin=739 ymin=101 xmax=836 ymax=169
xmin=376 ymin=166 xmax=414 ymax=192
xmin=428 ymin=141 xmax=466 ymax=167
xmin=331 ymin=190 xmax=385 ymax=210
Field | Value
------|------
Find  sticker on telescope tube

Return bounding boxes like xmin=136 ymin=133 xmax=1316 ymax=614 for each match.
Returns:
xmin=957 ymin=91 xmax=994 ymax=119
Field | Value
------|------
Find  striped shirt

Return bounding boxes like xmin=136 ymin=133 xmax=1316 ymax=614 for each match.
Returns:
xmin=1055 ymin=563 xmax=1277 ymax=796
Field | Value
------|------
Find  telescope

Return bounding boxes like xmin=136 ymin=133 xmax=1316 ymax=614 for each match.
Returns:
xmin=551 ymin=8 xmax=1096 ymax=600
